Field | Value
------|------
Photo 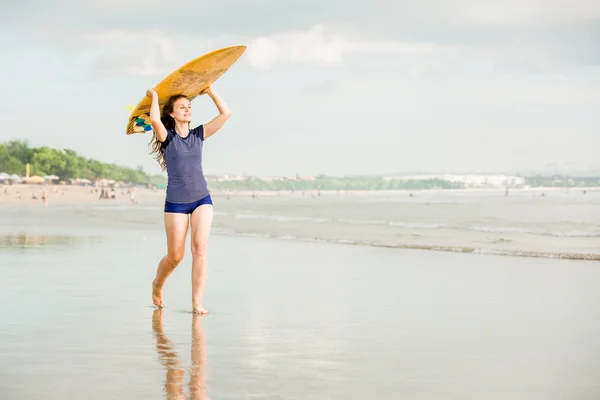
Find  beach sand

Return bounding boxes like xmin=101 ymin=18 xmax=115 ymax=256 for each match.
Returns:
xmin=4 ymin=183 xmax=597 ymax=208
xmin=2 ymin=214 xmax=600 ymax=399
xmin=0 ymin=183 xmax=165 ymax=208
xmin=2 ymin=191 xmax=600 ymax=398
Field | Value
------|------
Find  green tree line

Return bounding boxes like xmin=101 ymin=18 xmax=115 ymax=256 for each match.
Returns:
xmin=209 ymin=175 xmax=600 ymax=191
xmin=0 ymin=140 xmax=166 ymax=185
xmin=3 ymin=140 xmax=597 ymax=190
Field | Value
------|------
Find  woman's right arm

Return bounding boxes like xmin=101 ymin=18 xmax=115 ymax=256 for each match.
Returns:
xmin=147 ymin=88 xmax=168 ymax=142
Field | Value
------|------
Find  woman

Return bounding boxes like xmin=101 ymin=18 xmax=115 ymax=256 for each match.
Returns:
xmin=147 ymin=84 xmax=231 ymax=315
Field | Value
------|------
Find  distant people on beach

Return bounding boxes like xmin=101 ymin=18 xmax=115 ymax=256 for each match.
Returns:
xmin=129 ymin=189 xmax=138 ymax=204
xmin=99 ymin=188 xmax=116 ymax=199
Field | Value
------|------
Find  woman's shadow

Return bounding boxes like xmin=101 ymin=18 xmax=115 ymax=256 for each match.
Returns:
xmin=152 ymin=309 xmax=209 ymax=399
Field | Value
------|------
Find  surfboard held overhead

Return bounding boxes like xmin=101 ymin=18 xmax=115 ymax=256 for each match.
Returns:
xmin=125 ymin=45 xmax=246 ymax=135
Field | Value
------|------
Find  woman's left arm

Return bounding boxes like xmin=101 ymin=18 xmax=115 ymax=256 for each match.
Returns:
xmin=202 ymin=85 xmax=232 ymax=139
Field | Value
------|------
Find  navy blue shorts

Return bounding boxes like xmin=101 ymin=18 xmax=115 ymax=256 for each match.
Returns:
xmin=164 ymin=194 xmax=213 ymax=214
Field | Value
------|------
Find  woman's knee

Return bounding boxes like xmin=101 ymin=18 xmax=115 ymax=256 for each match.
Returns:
xmin=190 ymin=241 xmax=208 ymax=258
xmin=166 ymin=250 xmax=185 ymax=266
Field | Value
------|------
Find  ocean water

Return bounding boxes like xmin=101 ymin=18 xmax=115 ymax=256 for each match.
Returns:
xmin=49 ymin=188 xmax=597 ymax=260
xmin=6 ymin=188 xmax=597 ymax=260
xmin=1 ymin=196 xmax=600 ymax=399
xmin=206 ymin=189 xmax=600 ymax=259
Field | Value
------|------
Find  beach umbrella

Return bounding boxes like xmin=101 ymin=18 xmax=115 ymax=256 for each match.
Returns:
xmin=9 ymin=174 xmax=21 ymax=181
xmin=27 ymin=176 xmax=45 ymax=184
xmin=0 ymin=172 xmax=8 ymax=179
xmin=43 ymin=175 xmax=59 ymax=181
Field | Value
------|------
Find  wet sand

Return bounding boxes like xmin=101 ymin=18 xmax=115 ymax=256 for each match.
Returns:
xmin=2 ymin=206 xmax=600 ymax=399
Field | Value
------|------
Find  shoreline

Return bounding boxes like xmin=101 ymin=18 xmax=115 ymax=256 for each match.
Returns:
xmin=2 ymin=184 xmax=598 ymax=262
xmin=214 ymin=228 xmax=600 ymax=262
xmin=2 ymin=183 xmax=597 ymax=211
xmin=211 ymin=186 xmax=600 ymax=195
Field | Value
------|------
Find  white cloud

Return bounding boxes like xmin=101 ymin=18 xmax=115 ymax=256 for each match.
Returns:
xmin=344 ymin=39 xmax=462 ymax=54
xmin=245 ymin=26 xmax=346 ymax=69
xmin=48 ymin=19 xmax=594 ymax=78
xmin=245 ymin=37 xmax=281 ymax=70
xmin=87 ymin=31 xmax=181 ymax=77
xmin=60 ymin=30 xmax=215 ymax=78
xmin=244 ymin=25 xmax=459 ymax=70
xmin=55 ymin=25 xmax=460 ymax=76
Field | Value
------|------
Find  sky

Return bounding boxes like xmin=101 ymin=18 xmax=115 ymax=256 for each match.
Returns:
xmin=1 ymin=0 xmax=599 ymax=177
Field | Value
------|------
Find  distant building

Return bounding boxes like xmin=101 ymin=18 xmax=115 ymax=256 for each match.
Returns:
xmin=260 ymin=176 xmax=283 ymax=182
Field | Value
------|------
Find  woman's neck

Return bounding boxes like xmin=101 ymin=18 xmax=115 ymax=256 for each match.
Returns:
xmin=174 ymin=121 xmax=189 ymax=137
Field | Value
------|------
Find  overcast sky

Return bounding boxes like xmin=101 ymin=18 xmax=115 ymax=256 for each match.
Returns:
xmin=1 ymin=0 xmax=598 ymax=176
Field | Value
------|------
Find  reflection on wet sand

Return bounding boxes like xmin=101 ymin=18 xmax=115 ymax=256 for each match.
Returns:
xmin=0 ymin=233 xmax=79 ymax=249
xmin=152 ymin=310 xmax=208 ymax=400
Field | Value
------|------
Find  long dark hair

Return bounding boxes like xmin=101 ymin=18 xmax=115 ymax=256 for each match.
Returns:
xmin=149 ymin=94 xmax=189 ymax=171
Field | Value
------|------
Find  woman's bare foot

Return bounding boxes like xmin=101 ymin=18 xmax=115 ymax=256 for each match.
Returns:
xmin=152 ymin=280 xmax=163 ymax=308
xmin=192 ymin=306 xmax=209 ymax=315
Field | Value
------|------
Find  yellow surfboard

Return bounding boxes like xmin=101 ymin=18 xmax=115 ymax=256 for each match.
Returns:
xmin=126 ymin=45 xmax=246 ymax=135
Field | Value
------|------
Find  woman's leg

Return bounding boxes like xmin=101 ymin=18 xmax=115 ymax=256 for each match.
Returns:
xmin=189 ymin=204 xmax=214 ymax=314
xmin=152 ymin=212 xmax=190 ymax=307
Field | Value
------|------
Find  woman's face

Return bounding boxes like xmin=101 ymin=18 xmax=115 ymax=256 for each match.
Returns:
xmin=170 ymin=98 xmax=192 ymax=123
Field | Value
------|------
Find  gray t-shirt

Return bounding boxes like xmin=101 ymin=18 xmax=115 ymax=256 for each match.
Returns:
xmin=162 ymin=125 xmax=209 ymax=203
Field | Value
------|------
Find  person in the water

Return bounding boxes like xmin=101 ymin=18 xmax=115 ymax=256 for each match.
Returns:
xmin=147 ymin=84 xmax=231 ymax=315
